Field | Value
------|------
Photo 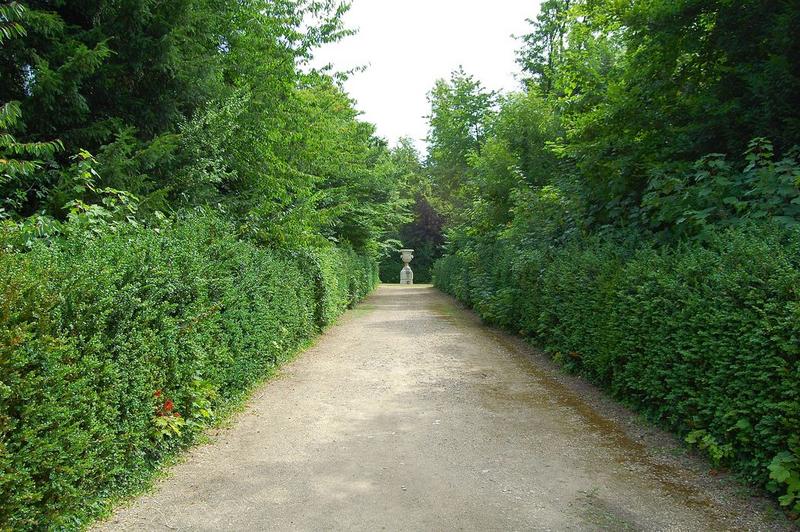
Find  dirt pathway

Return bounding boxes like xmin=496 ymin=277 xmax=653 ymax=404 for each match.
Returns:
xmin=99 ymin=285 xmax=787 ymax=531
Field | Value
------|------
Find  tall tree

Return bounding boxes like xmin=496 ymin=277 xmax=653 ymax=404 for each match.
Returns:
xmin=517 ymin=0 xmax=572 ymax=95
xmin=0 ymin=0 xmax=350 ymax=216
xmin=516 ymin=0 xmax=800 ymax=228
xmin=425 ymin=67 xmax=496 ymax=214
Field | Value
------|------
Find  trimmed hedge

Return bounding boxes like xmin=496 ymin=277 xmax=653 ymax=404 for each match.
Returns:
xmin=0 ymin=216 xmax=378 ymax=529
xmin=434 ymin=224 xmax=800 ymax=508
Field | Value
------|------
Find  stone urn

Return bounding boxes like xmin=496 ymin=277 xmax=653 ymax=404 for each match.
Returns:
xmin=399 ymin=249 xmax=414 ymax=285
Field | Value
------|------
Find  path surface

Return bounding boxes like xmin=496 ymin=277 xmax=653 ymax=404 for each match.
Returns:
xmin=99 ymin=285 xmax=785 ymax=531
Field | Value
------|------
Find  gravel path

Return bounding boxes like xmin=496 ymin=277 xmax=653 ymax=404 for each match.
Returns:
xmin=98 ymin=285 xmax=788 ymax=531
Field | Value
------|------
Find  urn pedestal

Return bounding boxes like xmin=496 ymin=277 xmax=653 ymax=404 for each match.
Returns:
xmin=399 ymin=249 xmax=414 ymax=285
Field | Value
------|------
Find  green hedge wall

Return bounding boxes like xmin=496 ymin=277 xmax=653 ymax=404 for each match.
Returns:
xmin=0 ymin=216 xmax=378 ymax=529
xmin=434 ymin=225 xmax=800 ymax=509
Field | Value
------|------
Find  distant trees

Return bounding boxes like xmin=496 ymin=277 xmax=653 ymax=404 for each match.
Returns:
xmin=425 ymin=68 xmax=496 ymax=216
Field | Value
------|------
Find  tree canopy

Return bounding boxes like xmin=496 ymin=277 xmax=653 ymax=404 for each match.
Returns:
xmin=424 ymin=0 xmax=800 ymax=243
xmin=0 ymin=0 xmax=409 ymax=253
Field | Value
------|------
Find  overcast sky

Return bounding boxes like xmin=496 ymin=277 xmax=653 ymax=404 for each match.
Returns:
xmin=312 ymin=1 xmax=542 ymax=150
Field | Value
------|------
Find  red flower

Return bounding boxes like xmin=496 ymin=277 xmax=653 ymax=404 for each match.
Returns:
xmin=154 ymin=390 xmax=162 ymax=398
xmin=173 ymin=412 xmax=181 ymax=418
xmin=163 ymin=399 xmax=174 ymax=413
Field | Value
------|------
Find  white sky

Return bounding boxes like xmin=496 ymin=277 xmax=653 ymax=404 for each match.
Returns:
xmin=312 ymin=1 xmax=542 ymax=150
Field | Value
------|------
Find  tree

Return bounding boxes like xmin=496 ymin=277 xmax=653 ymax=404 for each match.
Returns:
xmin=514 ymin=0 xmax=800 ymax=229
xmin=425 ymin=67 xmax=496 ymax=215
xmin=0 ymin=101 xmax=62 ymax=216
xmin=0 ymin=0 xmax=351 ymax=217
xmin=517 ymin=0 xmax=572 ymax=95
xmin=1 ymin=3 xmax=63 ymax=217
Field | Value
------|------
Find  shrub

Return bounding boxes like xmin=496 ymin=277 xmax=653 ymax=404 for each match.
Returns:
xmin=0 ymin=216 xmax=377 ymax=529
xmin=434 ymin=223 xmax=800 ymax=511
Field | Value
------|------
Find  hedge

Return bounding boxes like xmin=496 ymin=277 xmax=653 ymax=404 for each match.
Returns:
xmin=0 ymin=216 xmax=378 ymax=529
xmin=434 ymin=224 xmax=800 ymax=510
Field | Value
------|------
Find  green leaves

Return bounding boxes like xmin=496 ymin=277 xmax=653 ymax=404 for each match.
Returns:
xmin=152 ymin=412 xmax=186 ymax=440
xmin=426 ymin=68 xmax=497 ymax=217
xmin=512 ymin=0 xmax=800 ymax=229
xmin=768 ymin=452 xmax=800 ymax=511
xmin=641 ymin=139 xmax=800 ymax=240
xmin=0 ymin=0 xmax=389 ymax=254
xmin=0 ymin=2 xmax=26 ymax=44
xmin=685 ymin=430 xmax=734 ymax=466
xmin=0 ymin=101 xmax=63 ymax=215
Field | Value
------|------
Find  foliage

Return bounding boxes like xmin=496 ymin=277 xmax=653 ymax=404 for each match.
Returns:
xmin=517 ymin=0 xmax=573 ymax=95
xmin=769 ymin=448 xmax=800 ymax=513
xmin=0 ymin=2 xmax=26 ymax=44
xmin=0 ymin=1 xmax=405 ymax=254
xmin=515 ymin=0 xmax=800 ymax=228
xmin=61 ymin=151 xmax=142 ymax=236
xmin=426 ymin=68 xmax=497 ymax=216
xmin=0 ymin=215 xmax=378 ymax=529
xmin=426 ymin=0 xmax=800 ymax=516
xmin=0 ymin=100 xmax=62 ymax=216
xmin=643 ymin=139 xmax=800 ymax=240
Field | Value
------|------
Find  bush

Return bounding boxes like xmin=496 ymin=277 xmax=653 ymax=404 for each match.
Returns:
xmin=0 ymin=216 xmax=378 ymax=529
xmin=434 ymin=224 xmax=800 ymax=510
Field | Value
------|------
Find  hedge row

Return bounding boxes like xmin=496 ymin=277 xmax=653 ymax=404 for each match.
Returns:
xmin=0 ymin=216 xmax=378 ymax=529
xmin=434 ymin=224 xmax=800 ymax=508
